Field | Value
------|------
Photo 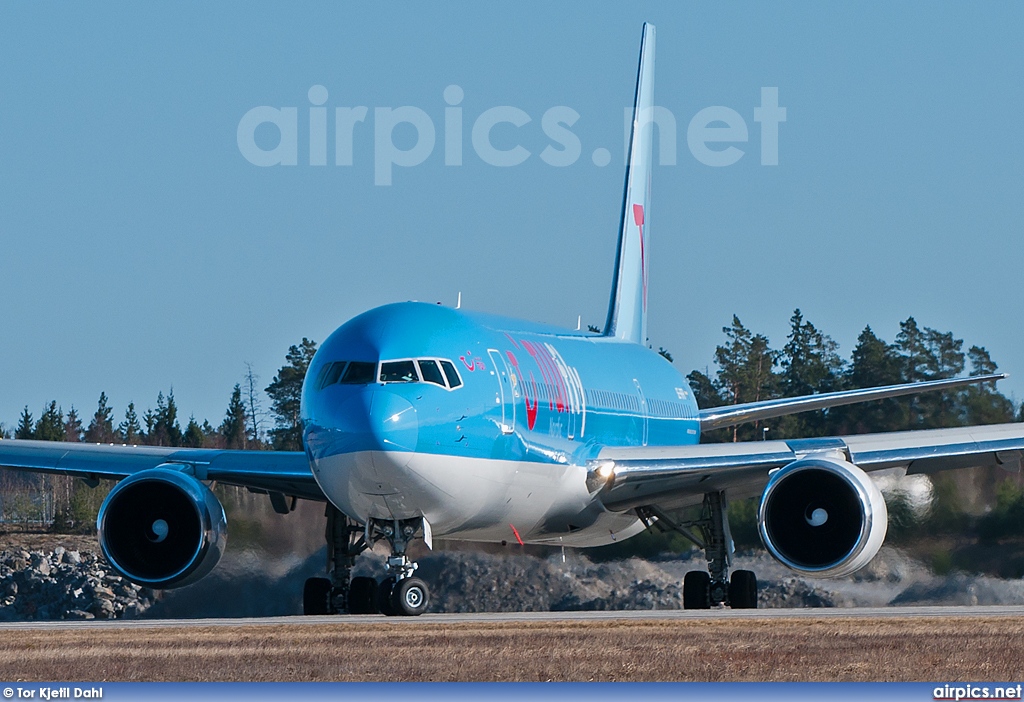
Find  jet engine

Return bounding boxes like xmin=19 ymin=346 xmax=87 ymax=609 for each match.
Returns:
xmin=97 ymin=466 xmax=227 ymax=589
xmin=758 ymin=456 xmax=887 ymax=578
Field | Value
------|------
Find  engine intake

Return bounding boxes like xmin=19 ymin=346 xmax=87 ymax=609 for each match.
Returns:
xmin=758 ymin=457 xmax=886 ymax=578
xmin=97 ymin=467 xmax=227 ymax=589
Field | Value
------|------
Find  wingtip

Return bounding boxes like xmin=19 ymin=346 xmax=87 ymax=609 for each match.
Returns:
xmin=979 ymin=372 xmax=1008 ymax=381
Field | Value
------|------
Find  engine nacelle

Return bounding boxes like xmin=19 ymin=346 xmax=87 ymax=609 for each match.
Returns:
xmin=758 ymin=457 xmax=887 ymax=578
xmin=97 ymin=467 xmax=227 ymax=589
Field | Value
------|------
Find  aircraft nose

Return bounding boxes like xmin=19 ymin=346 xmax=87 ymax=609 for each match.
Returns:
xmin=321 ymin=387 xmax=418 ymax=454
xmin=366 ymin=388 xmax=418 ymax=453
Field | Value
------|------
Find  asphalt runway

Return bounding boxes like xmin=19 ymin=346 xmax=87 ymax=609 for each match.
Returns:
xmin=2 ymin=604 xmax=1023 ymax=630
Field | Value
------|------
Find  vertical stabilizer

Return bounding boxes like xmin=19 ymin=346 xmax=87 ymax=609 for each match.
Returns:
xmin=603 ymin=23 xmax=655 ymax=344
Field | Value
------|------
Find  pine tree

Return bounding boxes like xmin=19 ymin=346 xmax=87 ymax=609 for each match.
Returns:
xmin=833 ymin=326 xmax=906 ymax=434
xmin=849 ymin=326 xmax=904 ymax=388
xmin=34 ymin=402 xmax=65 ymax=442
xmin=63 ymin=407 xmax=84 ymax=442
xmin=162 ymin=391 xmax=183 ymax=446
xmin=778 ymin=310 xmax=845 ymax=437
xmin=118 ymin=402 xmax=142 ymax=444
xmin=920 ymin=327 xmax=966 ymax=429
xmin=963 ymin=346 xmax=1015 ymax=426
xmin=15 ymin=407 xmax=34 ymax=439
xmin=145 ymin=391 xmax=183 ymax=447
xmin=896 ymin=317 xmax=930 ymax=383
xmin=922 ymin=328 xmax=965 ymax=380
xmin=220 ymin=384 xmax=248 ymax=450
xmin=896 ymin=319 xmax=965 ymax=428
xmin=266 ymin=338 xmax=318 ymax=451
xmin=780 ymin=310 xmax=844 ymax=397
xmin=969 ymin=345 xmax=999 ymax=377
xmin=182 ymin=416 xmax=206 ymax=448
xmin=686 ymin=369 xmax=723 ymax=409
xmin=715 ymin=317 xmax=779 ymax=405
xmin=713 ymin=316 xmax=779 ymax=441
xmin=142 ymin=407 xmax=156 ymax=442
xmin=84 ymin=392 xmax=116 ymax=443
xmin=202 ymin=420 xmax=219 ymax=442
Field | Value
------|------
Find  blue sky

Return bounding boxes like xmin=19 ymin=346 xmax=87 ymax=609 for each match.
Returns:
xmin=1 ymin=2 xmax=1022 ymax=431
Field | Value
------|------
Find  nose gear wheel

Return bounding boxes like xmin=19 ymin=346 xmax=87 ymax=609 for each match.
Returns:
xmin=302 ymin=506 xmax=431 ymax=617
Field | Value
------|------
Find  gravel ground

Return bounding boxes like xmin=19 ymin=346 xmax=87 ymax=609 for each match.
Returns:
xmin=5 ymin=530 xmax=1024 ymax=620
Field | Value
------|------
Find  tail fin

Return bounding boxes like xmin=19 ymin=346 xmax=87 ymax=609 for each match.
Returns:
xmin=603 ymin=22 xmax=655 ymax=344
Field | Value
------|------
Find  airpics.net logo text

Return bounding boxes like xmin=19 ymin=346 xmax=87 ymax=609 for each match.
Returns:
xmin=236 ymin=85 xmax=786 ymax=185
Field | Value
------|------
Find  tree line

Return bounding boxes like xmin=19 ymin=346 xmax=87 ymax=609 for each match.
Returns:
xmin=685 ymin=310 xmax=1016 ymax=442
xmin=0 ymin=339 xmax=318 ymax=531
xmin=1 ymin=338 xmax=319 ymax=452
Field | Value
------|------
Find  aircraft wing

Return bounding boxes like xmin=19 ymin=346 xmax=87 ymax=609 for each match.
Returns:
xmin=595 ymin=422 xmax=1024 ymax=511
xmin=698 ymin=373 xmax=1004 ymax=431
xmin=0 ymin=439 xmax=323 ymax=501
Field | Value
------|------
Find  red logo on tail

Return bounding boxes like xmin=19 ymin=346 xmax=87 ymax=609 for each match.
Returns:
xmin=633 ymin=204 xmax=647 ymax=310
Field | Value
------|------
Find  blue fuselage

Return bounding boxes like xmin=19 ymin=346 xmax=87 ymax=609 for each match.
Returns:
xmin=301 ymin=302 xmax=700 ymax=545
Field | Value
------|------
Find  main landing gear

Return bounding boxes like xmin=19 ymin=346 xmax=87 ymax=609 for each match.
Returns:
xmin=640 ymin=490 xmax=758 ymax=610
xmin=303 ymin=506 xmax=430 ymax=617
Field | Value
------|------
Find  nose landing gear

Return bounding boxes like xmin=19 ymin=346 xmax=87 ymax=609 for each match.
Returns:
xmin=302 ymin=506 xmax=430 ymax=617
xmin=374 ymin=516 xmax=430 ymax=616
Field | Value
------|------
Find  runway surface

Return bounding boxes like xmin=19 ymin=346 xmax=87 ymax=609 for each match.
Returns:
xmin=4 ymin=606 xmax=1024 ymax=681
xmin=2 ymin=604 xmax=1023 ymax=630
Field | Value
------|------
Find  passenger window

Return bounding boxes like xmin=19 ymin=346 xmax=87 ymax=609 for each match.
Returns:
xmin=418 ymin=360 xmax=446 ymax=386
xmin=319 ymin=362 xmax=347 ymax=389
xmin=440 ymin=360 xmax=462 ymax=389
xmin=340 ymin=361 xmax=376 ymax=384
xmin=380 ymin=360 xmax=419 ymax=383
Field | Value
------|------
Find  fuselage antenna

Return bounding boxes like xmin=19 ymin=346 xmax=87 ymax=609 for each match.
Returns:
xmin=456 ymin=291 xmax=462 ymax=309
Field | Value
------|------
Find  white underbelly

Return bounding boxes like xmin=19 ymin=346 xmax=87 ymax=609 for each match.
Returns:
xmin=310 ymin=450 xmax=644 ymax=547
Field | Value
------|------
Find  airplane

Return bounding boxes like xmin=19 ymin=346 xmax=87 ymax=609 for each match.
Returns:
xmin=3 ymin=22 xmax=1023 ymax=617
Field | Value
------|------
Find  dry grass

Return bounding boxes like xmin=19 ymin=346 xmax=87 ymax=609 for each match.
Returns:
xmin=1 ymin=616 xmax=1023 ymax=682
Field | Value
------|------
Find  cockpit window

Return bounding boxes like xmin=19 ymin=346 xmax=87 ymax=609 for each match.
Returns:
xmin=319 ymin=362 xmax=347 ymax=389
xmin=380 ymin=360 xmax=419 ymax=383
xmin=314 ymin=363 xmax=334 ymax=390
xmin=341 ymin=361 xmax=376 ymax=384
xmin=439 ymin=360 xmax=462 ymax=389
xmin=317 ymin=360 xmax=376 ymax=389
xmin=366 ymin=357 xmax=464 ymax=389
xmin=417 ymin=360 xmax=446 ymax=386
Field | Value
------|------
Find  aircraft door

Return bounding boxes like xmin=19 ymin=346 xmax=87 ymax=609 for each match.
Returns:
xmin=634 ymin=378 xmax=649 ymax=446
xmin=487 ymin=349 xmax=516 ymax=434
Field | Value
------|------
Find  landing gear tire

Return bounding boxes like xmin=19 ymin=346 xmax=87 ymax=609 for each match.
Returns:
xmin=348 ymin=576 xmax=379 ymax=614
xmin=729 ymin=570 xmax=758 ymax=609
xmin=303 ymin=577 xmax=332 ymax=615
xmin=377 ymin=576 xmax=398 ymax=616
xmin=391 ymin=577 xmax=429 ymax=616
xmin=683 ymin=570 xmax=711 ymax=609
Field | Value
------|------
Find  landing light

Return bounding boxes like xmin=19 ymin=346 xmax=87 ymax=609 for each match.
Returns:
xmin=586 ymin=461 xmax=616 ymax=493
